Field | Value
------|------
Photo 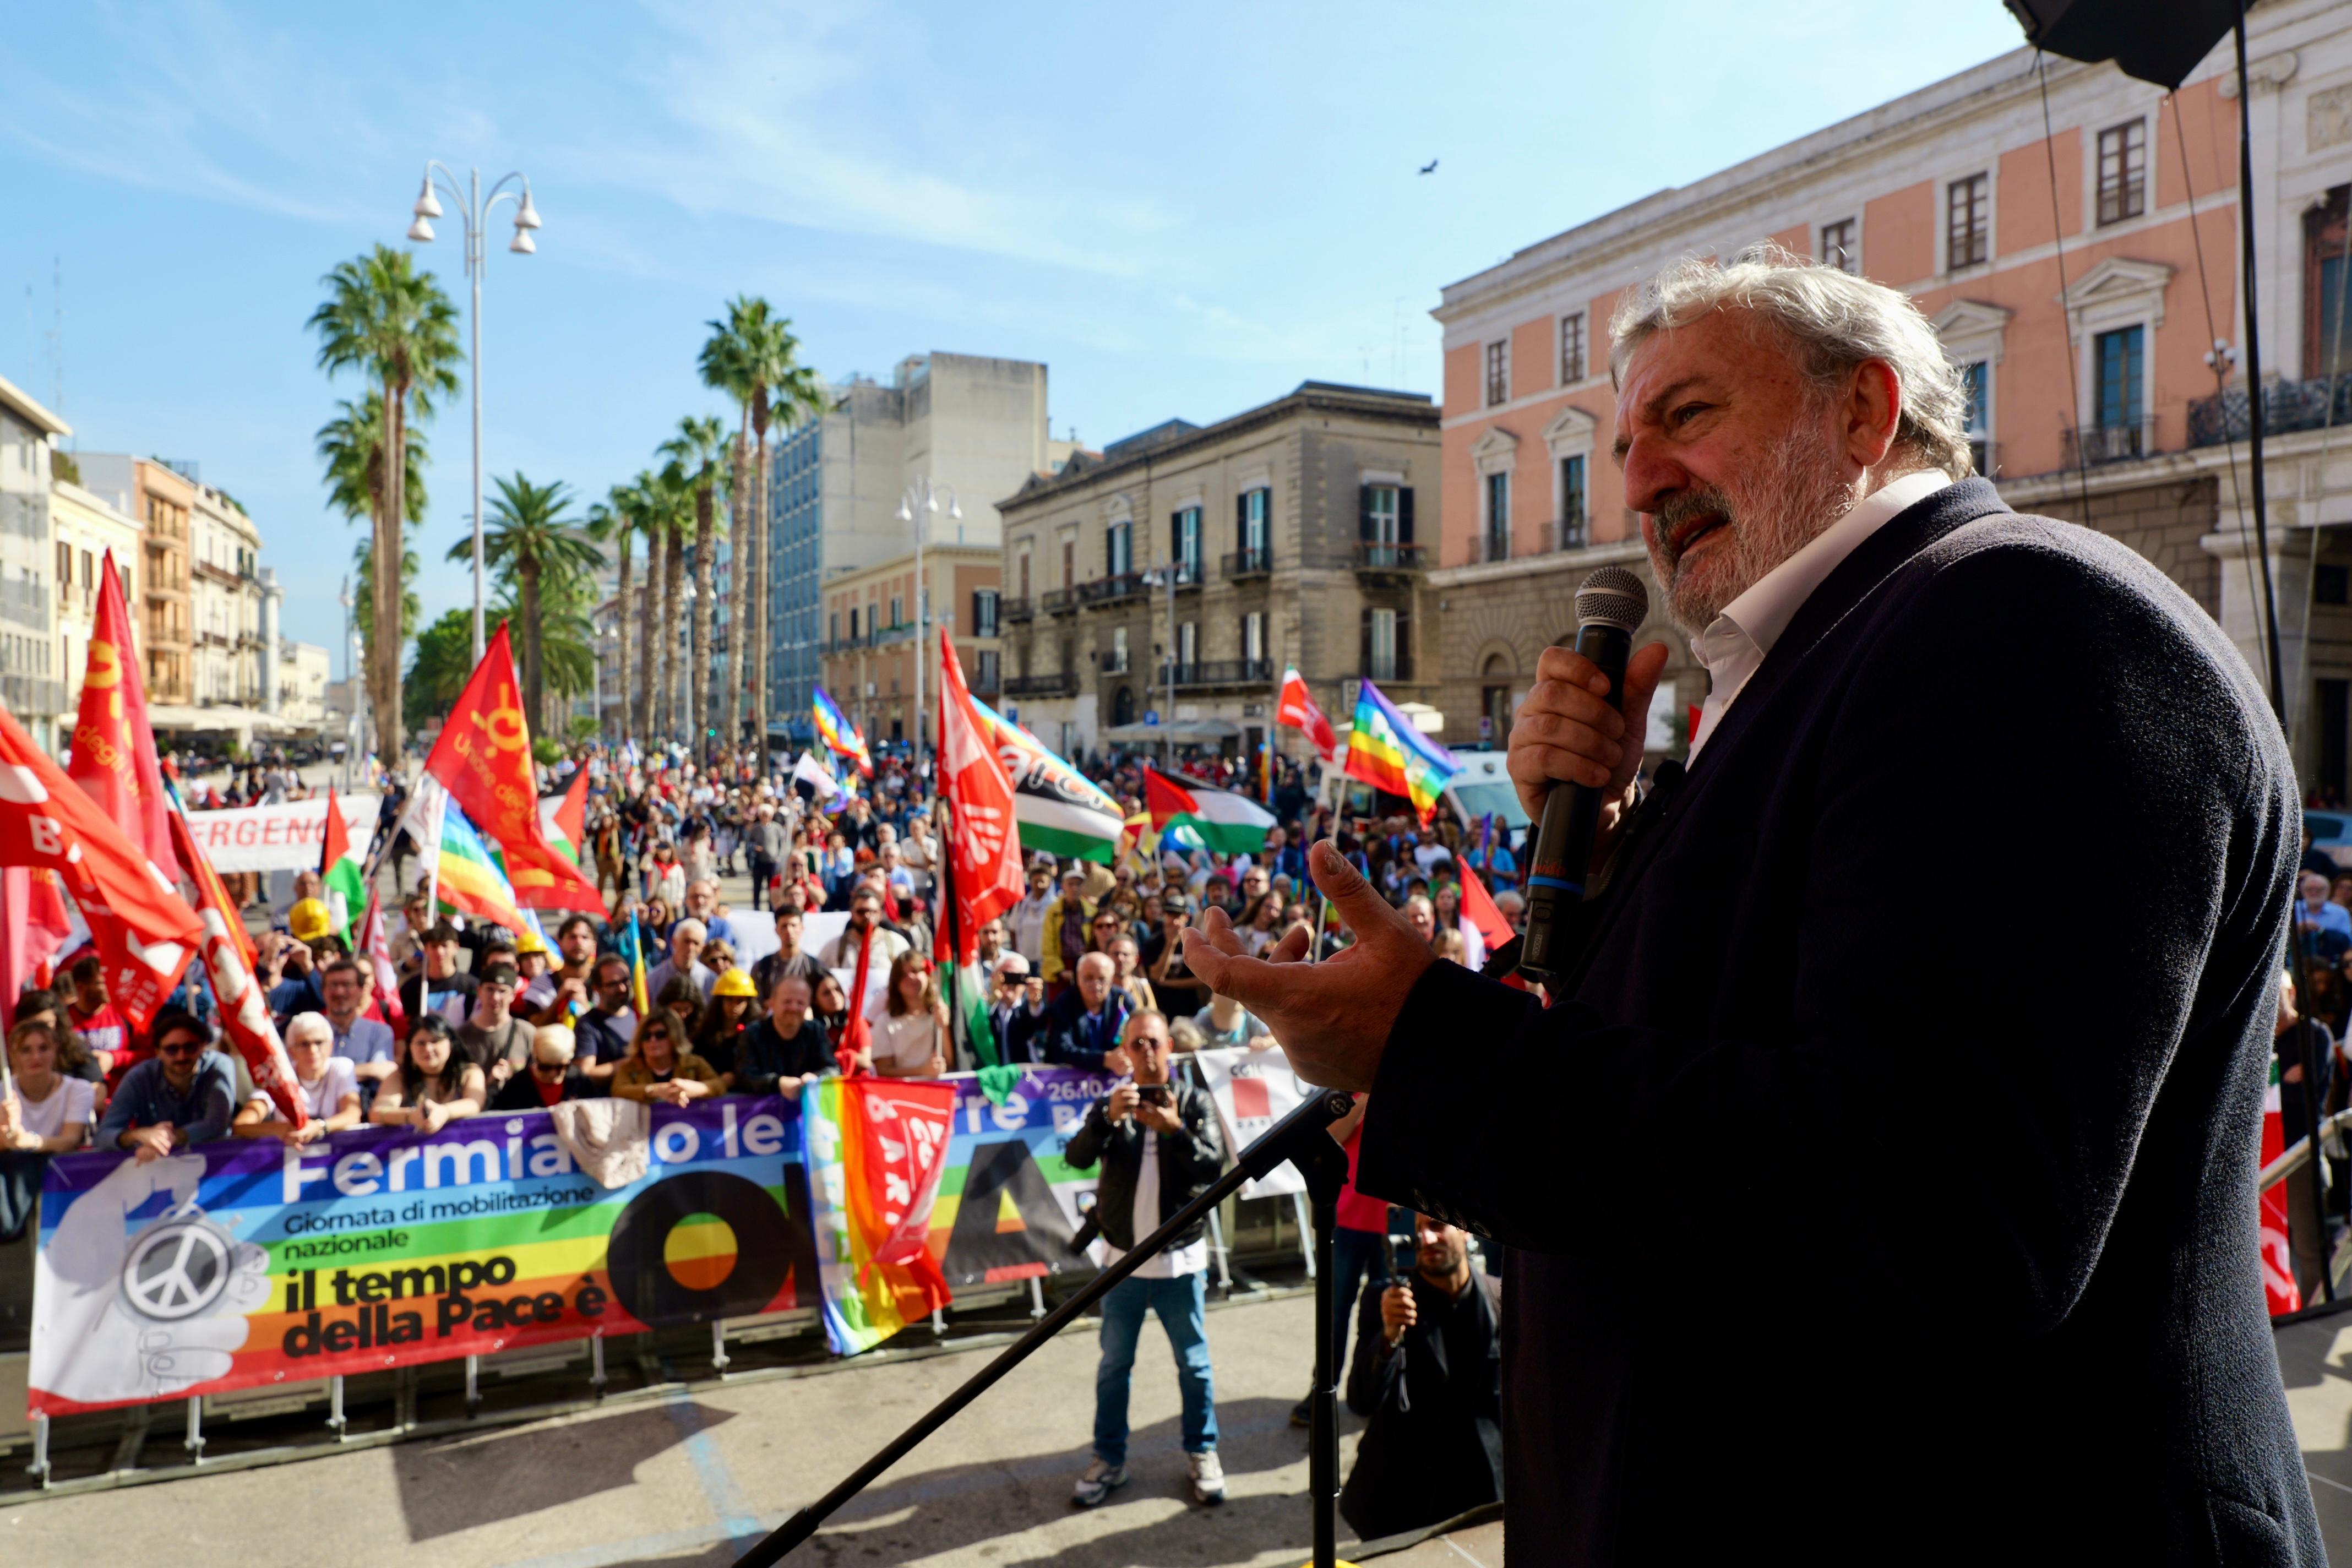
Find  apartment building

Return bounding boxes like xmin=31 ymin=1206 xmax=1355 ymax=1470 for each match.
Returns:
xmin=0 ymin=373 xmax=67 ymax=750
xmin=80 ymin=454 xmax=194 ymax=706
xmin=1428 ymin=0 xmax=2352 ymax=783
xmin=764 ymin=353 xmax=1064 ymax=743
xmin=189 ymin=481 xmax=264 ymax=707
xmin=996 ymin=381 xmax=1439 ymax=761
xmin=50 ymin=473 xmax=140 ymax=739
xmin=818 ymin=545 xmax=1001 ymax=747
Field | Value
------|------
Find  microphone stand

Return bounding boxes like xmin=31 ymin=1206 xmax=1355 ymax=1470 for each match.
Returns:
xmin=731 ymin=1085 xmax=1359 ymax=1568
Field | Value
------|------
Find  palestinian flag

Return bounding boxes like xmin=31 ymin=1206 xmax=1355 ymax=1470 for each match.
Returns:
xmin=971 ymin=695 xmax=1123 ymax=864
xmin=1144 ymin=765 xmax=1277 ymax=854
xmin=538 ymin=766 xmax=589 ymax=865
xmin=320 ymin=783 xmax=367 ymax=941
xmin=950 ymin=959 xmax=998 ymax=1068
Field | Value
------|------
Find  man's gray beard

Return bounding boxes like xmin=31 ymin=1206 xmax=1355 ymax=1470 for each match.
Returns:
xmin=1650 ymin=427 xmax=1860 ymax=634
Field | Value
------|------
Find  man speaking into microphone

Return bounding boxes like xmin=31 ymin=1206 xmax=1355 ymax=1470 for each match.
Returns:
xmin=1183 ymin=247 xmax=2318 ymax=1563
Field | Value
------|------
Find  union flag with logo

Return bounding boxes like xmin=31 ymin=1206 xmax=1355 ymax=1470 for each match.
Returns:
xmin=934 ymin=629 xmax=1023 ymax=965
xmin=419 ymin=623 xmax=604 ymax=913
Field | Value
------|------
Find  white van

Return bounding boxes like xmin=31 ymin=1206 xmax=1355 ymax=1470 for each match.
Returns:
xmin=1441 ymin=749 xmax=1528 ymax=850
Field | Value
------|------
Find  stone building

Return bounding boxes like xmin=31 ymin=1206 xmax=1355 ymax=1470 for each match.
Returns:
xmin=817 ymin=545 xmax=1001 ymax=745
xmin=1428 ymin=0 xmax=2352 ymax=790
xmin=49 ymin=473 xmax=140 ymax=741
xmin=189 ymin=480 xmax=264 ymax=708
xmin=997 ymin=382 xmax=1439 ymax=763
xmin=79 ymin=454 xmax=194 ymax=707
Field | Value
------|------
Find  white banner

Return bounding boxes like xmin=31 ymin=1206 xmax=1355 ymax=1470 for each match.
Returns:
xmin=183 ymin=794 xmax=380 ymax=873
xmin=1189 ymin=1043 xmax=1311 ymax=1197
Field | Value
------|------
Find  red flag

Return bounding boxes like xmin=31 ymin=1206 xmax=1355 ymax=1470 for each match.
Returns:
xmin=66 ymin=551 xmax=173 ymax=865
xmin=1 ymin=869 xmax=75 ymax=1030
xmin=1457 ymin=863 xmax=1515 ymax=953
xmin=0 ymin=700 xmax=199 ymax=1032
xmin=421 ymin=622 xmax=605 ymax=912
xmin=836 ymin=929 xmax=876 ymax=1076
xmin=2261 ymin=1066 xmax=2303 ymax=1316
xmin=553 ymin=765 xmax=589 ymax=853
xmin=934 ymin=629 xmax=1023 ymax=966
xmin=357 ymin=888 xmax=407 ymax=1034
xmin=1277 ymin=667 xmax=1340 ymax=763
xmin=166 ymin=801 xmax=308 ymax=1128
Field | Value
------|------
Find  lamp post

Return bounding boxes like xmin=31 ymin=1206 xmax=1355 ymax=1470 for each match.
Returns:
xmin=1142 ymin=559 xmax=1179 ymax=767
xmin=895 ymin=477 xmax=960 ymax=775
xmin=406 ymin=163 xmax=542 ymax=667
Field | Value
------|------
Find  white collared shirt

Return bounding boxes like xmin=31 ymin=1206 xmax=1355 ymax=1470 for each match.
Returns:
xmin=1685 ymin=470 xmax=1952 ymax=760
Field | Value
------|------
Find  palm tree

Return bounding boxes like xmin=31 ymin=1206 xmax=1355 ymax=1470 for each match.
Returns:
xmin=317 ymin=393 xmax=427 ymax=666
xmin=308 ymin=244 xmax=462 ymax=763
xmin=639 ymin=463 xmax=693 ymax=743
xmin=453 ymin=473 xmax=601 ymax=729
xmin=627 ymin=469 xmax=668 ymax=744
xmin=658 ymin=415 xmax=727 ymax=750
xmin=586 ymin=490 xmax=634 ymax=742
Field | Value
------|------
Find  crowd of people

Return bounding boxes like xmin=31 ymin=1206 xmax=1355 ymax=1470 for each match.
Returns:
xmin=1 ymin=733 xmax=1523 ymax=1538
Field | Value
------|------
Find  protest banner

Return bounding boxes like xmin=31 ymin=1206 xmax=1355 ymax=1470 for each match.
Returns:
xmin=28 ymin=1097 xmax=814 ymax=1415
xmin=183 ymin=793 xmax=381 ymax=874
xmin=1189 ymin=1046 xmax=1312 ymax=1198
xmin=801 ymin=1078 xmax=955 ymax=1355
xmin=927 ymin=1065 xmax=1118 ymax=1287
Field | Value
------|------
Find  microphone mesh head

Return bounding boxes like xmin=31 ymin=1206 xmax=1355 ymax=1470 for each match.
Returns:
xmin=1574 ymin=566 xmax=1649 ymax=633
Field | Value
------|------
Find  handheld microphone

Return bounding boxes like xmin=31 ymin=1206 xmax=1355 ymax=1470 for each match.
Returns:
xmin=1516 ymin=567 xmax=1649 ymax=987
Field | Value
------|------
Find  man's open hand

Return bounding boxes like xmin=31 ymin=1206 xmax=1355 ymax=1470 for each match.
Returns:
xmin=1179 ymin=841 xmax=1432 ymax=1092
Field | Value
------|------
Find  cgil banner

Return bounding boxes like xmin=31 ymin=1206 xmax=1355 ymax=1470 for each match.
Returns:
xmin=29 ymin=1097 xmax=813 ymax=1415
xmin=1188 ymin=1046 xmax=1314 ymax=1199
xmin=182 ymin=794 xmax=382 ymax=874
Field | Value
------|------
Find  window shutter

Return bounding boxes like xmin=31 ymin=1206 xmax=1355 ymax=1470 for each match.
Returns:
xmin=1237 ymin=492 xmax=1249 ymax=551
xmin=1360 ymin=606 xmax=1373 ymax=675
xmin=1359 ymin=484 xmax=1374 ymax=543
xmin=1398 ymin=487 xmax=1416 ymax=545
xmin=1397 ymin=606 xmax=1413 ymax=681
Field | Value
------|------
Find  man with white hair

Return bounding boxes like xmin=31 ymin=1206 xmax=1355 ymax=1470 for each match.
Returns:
xmin=646 ymin=917 xmax=718 ymax=1001
xmin=1180 ymin=248 xmax=2317 ymax=1560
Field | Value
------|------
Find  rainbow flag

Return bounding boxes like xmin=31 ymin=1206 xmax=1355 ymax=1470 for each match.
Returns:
xmin=1345 ymin=678 xmax=1462 ymax=824
xmin=813 ymin=687 xmax=874 ymax=777
xmin=436 ymin=799 xmax=533 ymax=933
xmin=801 ymin=1077 xmax=956 ymax=1355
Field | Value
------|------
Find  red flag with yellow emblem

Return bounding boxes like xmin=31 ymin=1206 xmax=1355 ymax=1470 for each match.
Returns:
xmin=66 ymin=552 xmax=173 ymax=865
xmin=420 ymin=623 xmax=604 ymax=913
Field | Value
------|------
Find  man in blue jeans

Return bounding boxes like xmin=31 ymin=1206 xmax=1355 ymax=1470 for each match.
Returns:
xmin=1063 ymin=1010 xmax=1228 ymax=1507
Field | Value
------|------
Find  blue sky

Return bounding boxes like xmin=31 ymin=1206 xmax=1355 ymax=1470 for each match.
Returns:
xmin=1 ymin=1 xmax=2025 ymax=658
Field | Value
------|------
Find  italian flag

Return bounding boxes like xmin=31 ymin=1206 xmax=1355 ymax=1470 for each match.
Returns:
xmin=1144 ymin=765 xmax=1276 ymax=855
xmin=319 ymin=783 xmax=367 ymax=943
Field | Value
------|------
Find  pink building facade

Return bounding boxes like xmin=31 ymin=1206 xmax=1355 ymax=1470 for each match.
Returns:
xmin=1430 ymin=0 xmax=2352 ymax=790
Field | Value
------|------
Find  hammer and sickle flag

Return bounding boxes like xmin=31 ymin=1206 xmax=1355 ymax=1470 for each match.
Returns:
xmin=419 ymin=622 xmax=605 ymax=914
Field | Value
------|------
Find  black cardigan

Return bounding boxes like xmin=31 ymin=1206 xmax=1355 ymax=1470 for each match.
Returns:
xmin=1359 ymin=479 xmax=2320 ymax=1564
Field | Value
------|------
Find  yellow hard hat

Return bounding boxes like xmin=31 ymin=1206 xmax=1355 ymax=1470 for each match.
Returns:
xmin=714 ymin=967 xmax=758 ymax=1000
xmin=288 ymin=897 xmax=333 ymax=943
xmin=513 ymin=926 xmax=549 ymax=956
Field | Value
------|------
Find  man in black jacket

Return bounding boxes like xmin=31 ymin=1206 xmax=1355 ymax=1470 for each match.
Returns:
xmin=1063 ymin=1010 xmax=1229 ymax=1509
xmin=1340 ymin=1214 xmax=1501 ymax=1542
xmin=1181 ymin=248 xmax=2319 ymax=1563
xmin=734 ymin=976 xmax=833 ymax=1098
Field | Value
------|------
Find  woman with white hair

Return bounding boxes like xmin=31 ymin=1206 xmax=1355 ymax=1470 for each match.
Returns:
xmin=489 ymin=1023 xmax=592 ymax=1111
xmin=231 ymin=1011 xmax=363 ymax=1145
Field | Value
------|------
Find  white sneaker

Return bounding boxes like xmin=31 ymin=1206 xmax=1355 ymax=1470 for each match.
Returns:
xmin=1072 ymin=1456 xmax=1128 ymax=1507
xmin=1188 ymin=1450 xmax=1226 ymax=1505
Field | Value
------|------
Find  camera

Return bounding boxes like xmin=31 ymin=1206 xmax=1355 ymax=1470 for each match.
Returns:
xmin=1137 ymin=1084 xmax=1172 ymax=1108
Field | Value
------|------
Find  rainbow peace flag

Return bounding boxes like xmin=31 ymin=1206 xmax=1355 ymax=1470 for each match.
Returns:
xmin=435 ymin=799 xmax=533 ymax=933
xmin=1345 ymin=678 xmax=1462 ymax=823
xmin=801 ymin=1078 xmax=956 ymax=1355
xmin=812 ymin=687 xmax=874 ymax=777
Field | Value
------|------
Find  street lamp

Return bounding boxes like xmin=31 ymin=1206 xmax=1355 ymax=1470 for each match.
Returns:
xmin=1141 ymin=559 xmax=1180 ymax=767
xmin=895 ymin=477 xmax=961 ymax=773
xmin=407 ymin=162 xmax=542 ymax=666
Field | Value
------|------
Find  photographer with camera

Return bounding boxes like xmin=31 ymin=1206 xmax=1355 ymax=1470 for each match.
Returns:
xmin=1063 ymin=1010 xmax=1229 ymax=1510
xmin=1338 ymin=1212 xmax=1502 ymax=1541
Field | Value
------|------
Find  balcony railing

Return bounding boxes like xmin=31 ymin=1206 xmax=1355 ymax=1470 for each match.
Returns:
xmin=1003 ymin=671 xmax=1076 ymax=698
xmin=1002 ymin=596 xmax=1035 ymax=623
xmin=1173 ymin=558 xmax=1204 ymax=591
xmin=1224 ymin=547 xmax=1272 ymax=579
xmin=2061 ymin=419 xmax=2154 ymax=467
xmin=1552 ymin=515 xmax=1589 ymax=553
xmin=1473 ymin=531 xmax=1512 ymax=564
xmin=1043 ymin=588 xmax=1079 ymax=615
xmin=1157 ymin=658 xmax=1273 ymax=689
xmin=2188 ymin=373 xmax=2352 ymax=448
xmin=1352 ymin=542 xmax=1426 ymax=573
xmin=1078 ymin=573 xmax=1147 ymax=606
xmin=1099 ymin=649 xmax=1130 ymax=675
xmin=1967 ymin=438 xmax=2001 ymax=478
